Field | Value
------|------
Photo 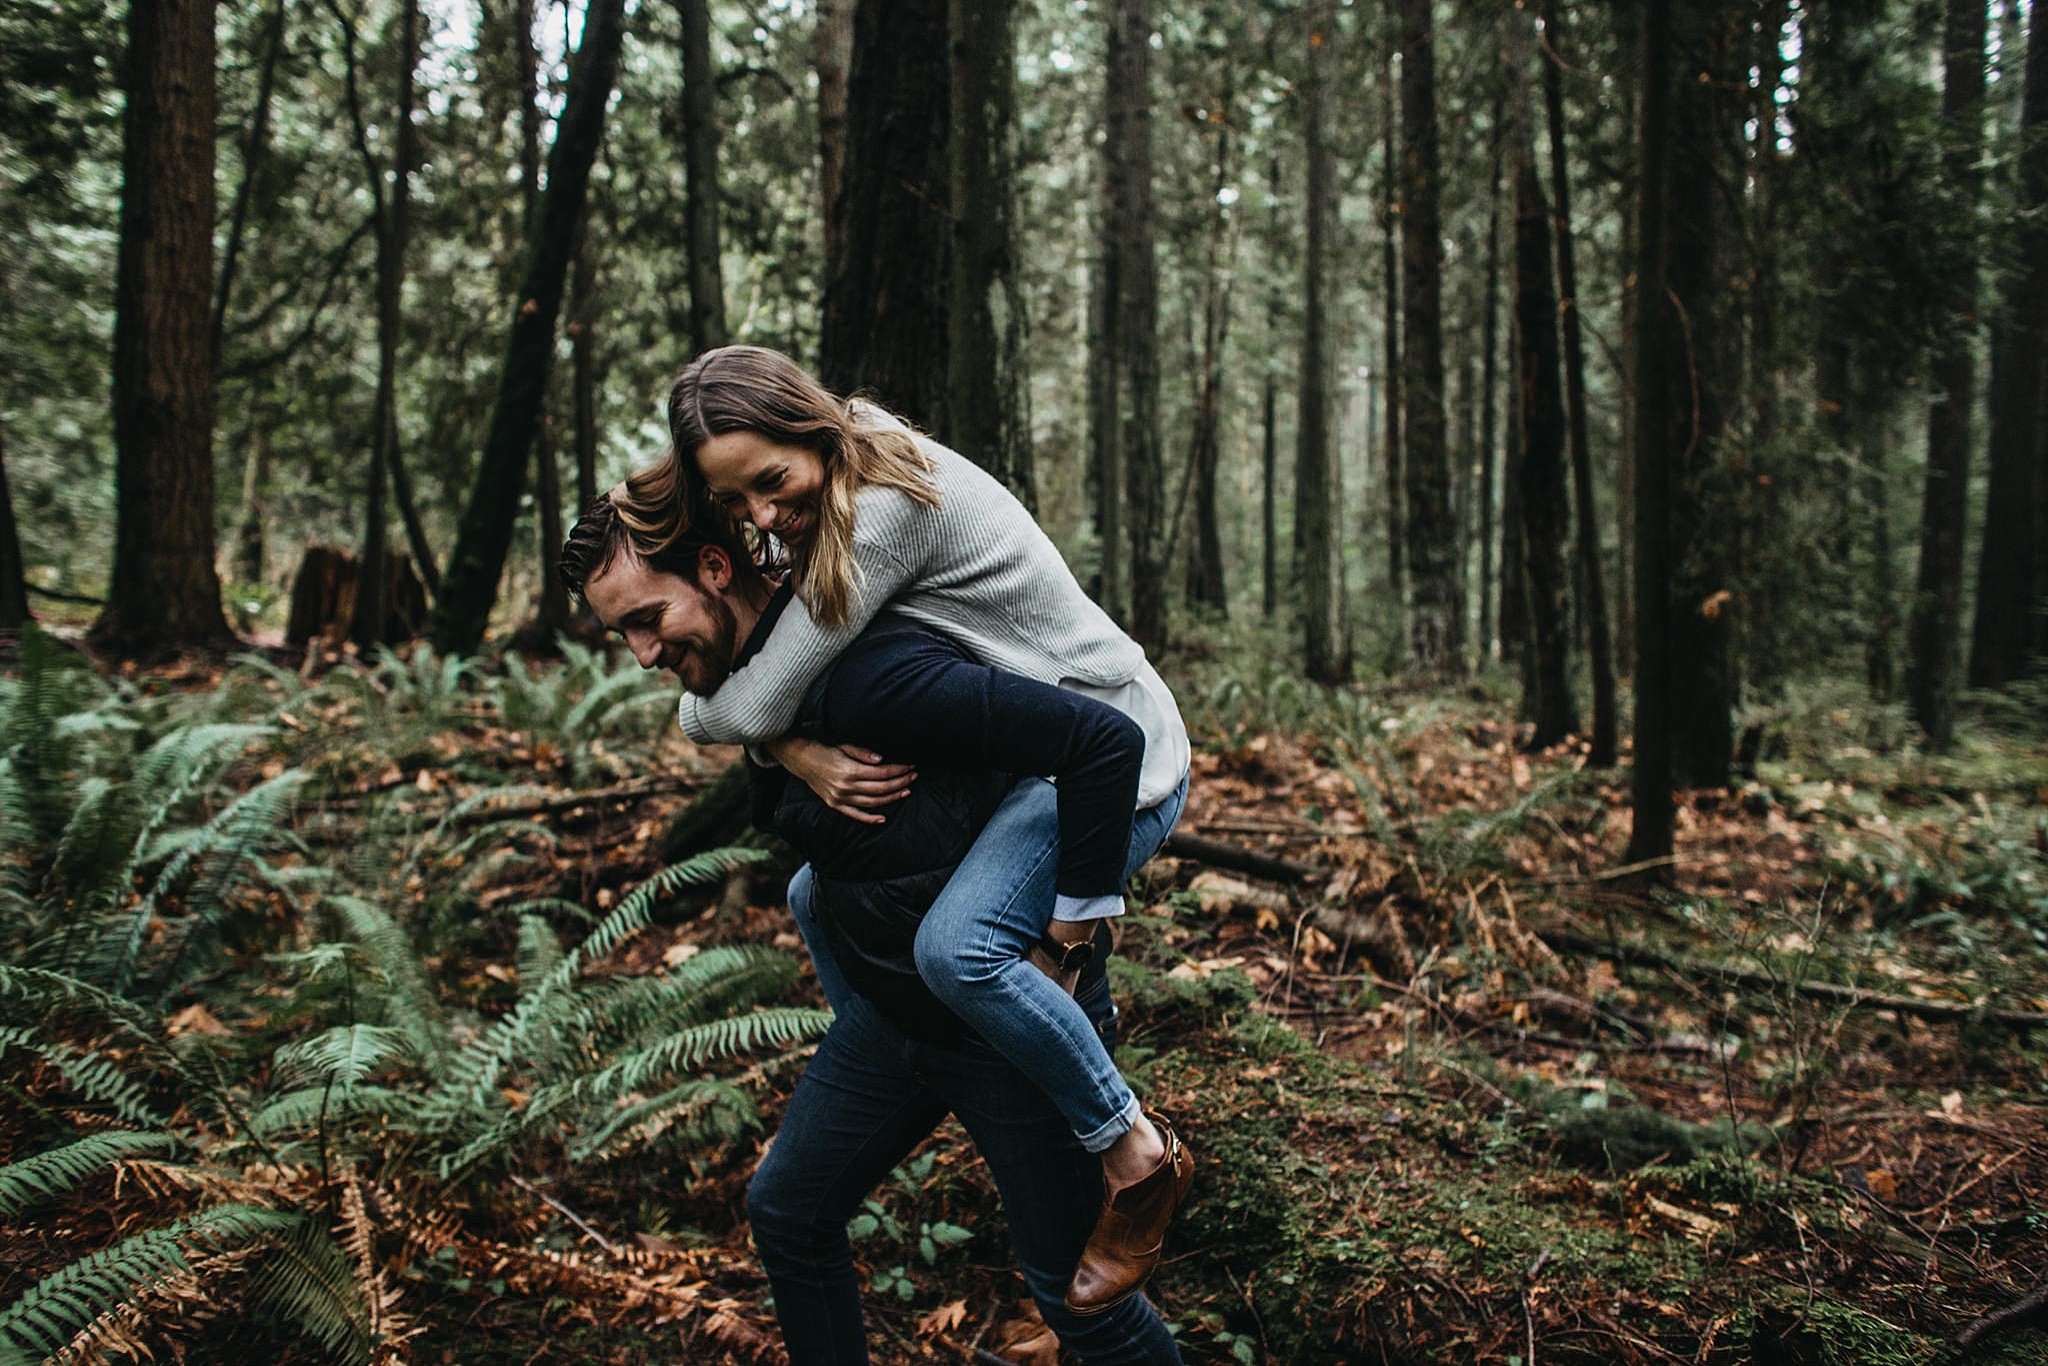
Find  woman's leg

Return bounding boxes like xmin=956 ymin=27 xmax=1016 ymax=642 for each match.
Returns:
xmin=911 ymin=775 xmax=1188 ymax=1152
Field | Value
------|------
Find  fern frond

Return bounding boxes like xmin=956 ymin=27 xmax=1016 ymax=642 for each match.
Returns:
xmin=559 ymin=666 xmax=669 ymax=740
xmin=249 ymin=1086 xmax=422 ymax=1140
xmin=0 ymin=1026 xmax=168 ymax=1128
xmin=516 ymin=916 xmax=565 ymax=998
xmin=555 ymin=1007 xmax=831 ymax=1113
xmin=421 ymin=850 xmax=767 ymax=1127
xmin=571 ymin=946 xmax=800 ymax=1052
xmin=273 ymin=1025 xmax=415 ymax=1094
xmin=105 ymin=768 xmax=308 ymax=1000
xmin=0 ymin=966 xmax=163 ymax=1038
xmin=566 ymin=1077 xmax=757 ymax=1164
xmin=324 ymin=896 xmax=447 ymax=1070
xmin=246 ymin=1211 xmax=374 ymax=1366
xmin=0 ymin=1204 xmax=298 ymax=1360
xmin=0 ymin=1131 xmax=180 ymax=1217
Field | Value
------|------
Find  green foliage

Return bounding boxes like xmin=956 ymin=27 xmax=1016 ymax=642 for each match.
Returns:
xmin=0 ymin=1204 xmax=306 ymax=1363
xmin=0 ymin=1129 xmax=179 ymax=1217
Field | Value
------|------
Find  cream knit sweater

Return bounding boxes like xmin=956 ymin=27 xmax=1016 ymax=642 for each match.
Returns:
xmin=677 ymin=435 xmax=1182 ymax=787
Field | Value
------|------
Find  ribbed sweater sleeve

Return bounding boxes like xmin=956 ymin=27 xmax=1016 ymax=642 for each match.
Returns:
xmin=676 ymin=496 xmax=925 ymax=745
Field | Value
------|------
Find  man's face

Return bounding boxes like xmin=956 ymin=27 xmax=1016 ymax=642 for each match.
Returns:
xmin=582 ymin=549 xmax=740 ymax=695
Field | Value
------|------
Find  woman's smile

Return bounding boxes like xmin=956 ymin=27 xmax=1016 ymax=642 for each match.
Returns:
xmin=695 ymin=429 xmax=826 ymax=545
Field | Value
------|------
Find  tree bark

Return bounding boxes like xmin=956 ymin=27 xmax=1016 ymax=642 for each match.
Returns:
xmin=352 ymin=0 xmax=422 ymax=649
xmin=1625 ymin=0 xmax=1675 ymax=868
xmin=816 ymin=0 xmax=856 ymax=273
xmin=0 ymin=427 xmax=28 ymax=631
xmin=1541 ymin=0 xmax=1615 ymax=766
xmin=92 ymin=0 xmax=233 ymax=655
xmin=570 ymin=228 xmax=600 ymax=513
xmin=680 ymin=0 xmax=728 ymax=355
xmin=1478 ymin=106 xmax=1503 ymax=661
xmin=1378 ymin=35 xmax=1405 ymax=634
xmin=1512 ymin=141 xmax=1577 ymax=749
xmin=428 ymin=0 xmax=628 ymax=656
xmin=947 ymin=0 xmax=1031 ymax=505
xmin=1299 ymin=0 xmax=1348 ymax=685
xmin=1262 ymin=150 xmax=1282 ymax=621
xmin=1666 ymin=8 xmax=1733 ymax=790
xmin=1088 ymin=27 xmax=1124 ymax=621
xmin=211 ymin=0 xmax=287 ymax=357
xmin=1185 ymin=80 xmax=1235 ymax=615
xmin=819 ymin=0 xmax=950 ymax=427
xmin=1112 ymin=0 xmax=1165 ymax=653
xmin=1906 ymin=0 xmax=1987 ymax=748
xmin=1969 ymin=5 xmax=2046 ymax=687
xmin=1398 ymin=0 xmax=1459 ymax=676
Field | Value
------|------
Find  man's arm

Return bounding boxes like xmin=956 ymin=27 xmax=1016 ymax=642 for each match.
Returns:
xmin=816 ymin=621 xmax=1144 ymax=908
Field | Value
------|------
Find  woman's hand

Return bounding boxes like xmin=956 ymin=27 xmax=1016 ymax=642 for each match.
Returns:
xmin=767 ymin=737 xmax=915 ymax=824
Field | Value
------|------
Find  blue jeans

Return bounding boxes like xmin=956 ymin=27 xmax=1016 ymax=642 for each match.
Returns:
xmin=746 ymin=988 xmax=1183 ymax=1365
xmin=908 ymin=775 xmax=1188 ymax=1151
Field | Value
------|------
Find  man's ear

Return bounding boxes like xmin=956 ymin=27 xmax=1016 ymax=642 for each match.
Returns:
xmin=696 ymin=543 xmax=733 ymax=593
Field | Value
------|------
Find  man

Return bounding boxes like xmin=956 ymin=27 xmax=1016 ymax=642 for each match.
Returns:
xmin=559 ymin=497 xmax=1186 ymax=1365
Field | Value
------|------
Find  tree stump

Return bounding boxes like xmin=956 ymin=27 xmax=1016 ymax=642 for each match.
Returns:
xmin=285 ymin=546 xmax=429 ymax=649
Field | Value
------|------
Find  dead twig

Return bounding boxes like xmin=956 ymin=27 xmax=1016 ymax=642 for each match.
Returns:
xmin=1950 ymin=1279 xmax=2048 ymax=1355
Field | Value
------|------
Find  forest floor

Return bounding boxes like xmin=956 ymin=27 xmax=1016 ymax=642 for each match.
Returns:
xmin=3 ymin=632 xmax=2046 ymax=1365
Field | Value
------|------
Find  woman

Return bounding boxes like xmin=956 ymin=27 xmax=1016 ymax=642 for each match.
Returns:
xmin=623 ymin=345 xmax=1192 ymax=1312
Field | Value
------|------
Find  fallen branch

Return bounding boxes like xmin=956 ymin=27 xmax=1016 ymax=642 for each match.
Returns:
xmin=1951 ymin=1280 xmax=2048 ymax=1354
xmin=1541 ymin=930 xmax=2048 ymax=1031
xmin=1163 ymin=831 xmax=1326 ymax=884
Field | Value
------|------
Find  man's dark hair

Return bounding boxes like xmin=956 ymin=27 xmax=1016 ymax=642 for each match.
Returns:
xmin=558 ymin=490 xmax=766 ymax=600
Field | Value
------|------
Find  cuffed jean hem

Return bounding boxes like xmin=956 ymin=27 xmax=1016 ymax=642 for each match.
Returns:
xmin=1078 ymin=1094 xmax=1147 ymax=1155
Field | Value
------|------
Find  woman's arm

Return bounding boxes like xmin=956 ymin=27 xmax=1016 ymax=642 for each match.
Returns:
xmin=676 ymin=533 xmax=922 ymax=745
xmin=818 ymin=629 xmax=1144 ymax=905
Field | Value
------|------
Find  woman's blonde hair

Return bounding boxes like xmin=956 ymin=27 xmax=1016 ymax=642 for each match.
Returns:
xmin=624 ymin=346 xmax=939 ymax=629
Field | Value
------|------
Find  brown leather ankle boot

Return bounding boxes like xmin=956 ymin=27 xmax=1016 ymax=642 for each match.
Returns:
xmin=1064 ymin=1113 xmax=1194 ymax=1314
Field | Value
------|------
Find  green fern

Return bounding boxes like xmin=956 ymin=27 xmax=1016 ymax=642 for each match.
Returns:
xmin=0 ymin=1026 xmax=169 ymax=1128
xmin=423 ymin=848 xmax=767 ymax=1127
xmin=0 ymin=1203 xmax=299 ymax=1361
xmin=249 ymin=1084 xmax=422 ymax=1141
xmin=0 ymin=1130 xmax=180 ymax=1217
xmin=566 ymin=1077 xmax=757 ymax=1163
xmin=324 ymin=895 xmax=448 ymax=1070
xmin=515 ymin=915 xmax=565 ymax=998
xmin=245 ymin=1209 xmax=375 ymax=1365
xmin=273 ymin=1025 xmax=416 ymax=1096
xmin=550 ymin=1008 xmax=831 ymax=1117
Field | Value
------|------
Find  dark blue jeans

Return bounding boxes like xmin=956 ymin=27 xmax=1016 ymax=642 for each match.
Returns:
xmin=745 ymin=988 xmax=1183 ymax=1365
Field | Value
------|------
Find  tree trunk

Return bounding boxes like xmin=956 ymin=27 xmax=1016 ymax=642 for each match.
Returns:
xmin=1299 ymin=0 xmax=1348 ymax=685
xmin=1186 ymin=80 xmax=1235 ymax=614
xmin=1541 ymin=0 xmax=1615 ymax=766
xmin=1626 ymin=0 xmax=1675 ymax=868
xmin=1665 ymin=7 xmax=1733 ymax=790
xmin=816 ymin=0 xmax=856 ymax=272
xmin=530 ymin=414 xmax=571 ymax=640
xmin=92 ymin=0 xmax=232 ymax=655
xmin=819 ymin=0 xmax=950 ymax=426
xmin=680 ymin=0 xmax=727 ymax=355
xmin=211 ymin=0 xmax=287 ymax=356
xmin=1969 ymin=5 xmax=2045 ymax=687
xmin=1398 ymin=0 xmax=1458 ymax=676
xmin=1378 ymin=36 xmax=1405 ymax=634
xmin=1088 ymin=32 xmax=1123 ymax=621
xmin=1906 ymin=0 xmax=1987 ymax=748
xmin=0 ymin=427 xmax=28 ymax=631
xmin=233 ymin=419 xmax=269 ymax=586
xmin=353 ymin=0 xmax=422 ymax=649
xmin=1478 ymin=107 xmax=1502 ymax=661
xmin=570 ymin=227 xmax=600 ymax=513
xmin=1113 ymin=0 xmax=1165 ymax=652
xmin=429 ymin=0 xmax=627 ymax=657
xmin=1512 ymin=141 xmax=1577 ymax=749
xmin=947 ymin=0 xmax=1031 ymax=504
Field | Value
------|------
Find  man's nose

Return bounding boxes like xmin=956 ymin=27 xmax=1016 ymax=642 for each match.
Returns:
xmin=626 ymin=631 xmax=661 ymax=669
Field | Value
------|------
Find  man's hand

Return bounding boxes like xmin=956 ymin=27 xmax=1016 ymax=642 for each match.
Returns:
xmin=767 ymin=737 xmax=915 ymax=824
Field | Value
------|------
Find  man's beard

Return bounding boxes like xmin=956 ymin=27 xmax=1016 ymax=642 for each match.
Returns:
xmin=680 ymin=592 xmax=741 ymax=694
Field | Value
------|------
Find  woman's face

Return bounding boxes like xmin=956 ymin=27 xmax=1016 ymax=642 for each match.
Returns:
xmin=694 ymin=430 xmax=826 ymax=546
